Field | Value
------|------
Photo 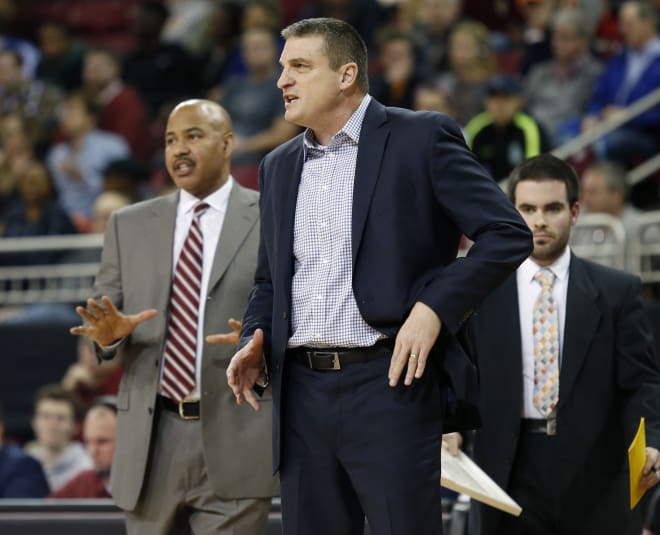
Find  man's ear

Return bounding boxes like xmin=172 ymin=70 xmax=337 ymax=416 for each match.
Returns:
xmin=570 ymin=201 xmax=580 ymax=225
xmin=223 ymin=131 xmax=234 ymax=156
xmin=339 ymin=63 xmax=358 ymax=89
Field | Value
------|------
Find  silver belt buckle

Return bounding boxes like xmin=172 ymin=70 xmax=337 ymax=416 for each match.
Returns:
xmin=546 ymin=418 xmax=557 ymax=436
xmin=308 ymin=351 xmax=341 ymax=370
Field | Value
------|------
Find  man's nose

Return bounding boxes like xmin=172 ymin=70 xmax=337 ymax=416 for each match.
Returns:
xmin=174 ymin=142 xmax=191 ymax=155
xmin=277 ymin=69 xmax=290 ymax=89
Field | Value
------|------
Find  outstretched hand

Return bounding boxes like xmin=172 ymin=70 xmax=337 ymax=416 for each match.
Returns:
xmin=70 ymin=296 xmax=157 ymax=346
xmin=205 ymin=318 xmax=242 ymax=346
xmin=220 ymin=328 xmax=265 ymax=412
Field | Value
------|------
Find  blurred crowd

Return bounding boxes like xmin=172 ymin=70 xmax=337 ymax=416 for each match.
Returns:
xmin=0 ymin=0 xmax=659 ymax=503
xmin=0 ymin=0 xmax=658 ymax=234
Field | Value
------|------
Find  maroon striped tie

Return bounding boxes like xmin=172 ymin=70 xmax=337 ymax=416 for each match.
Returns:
xmin=161 ymin=202 xmax=209 ymax=402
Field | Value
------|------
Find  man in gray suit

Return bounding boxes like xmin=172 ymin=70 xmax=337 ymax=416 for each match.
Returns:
xmin=71 ymin=99 xmax=277 ymax=534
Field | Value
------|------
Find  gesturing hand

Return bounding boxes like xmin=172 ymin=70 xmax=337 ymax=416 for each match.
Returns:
xmin=389 ymin=301 xmax=442 ymax=387
xmin=70 ymin=296 xmax=158 ymax=346
xmin=205 ymin=318 xmax=242 ymax=347
xmin=221 ymin=329 xmax=265 ymax=412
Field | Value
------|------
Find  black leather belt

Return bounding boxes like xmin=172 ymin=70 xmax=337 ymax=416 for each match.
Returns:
xmin=521 ymin=418 xmax=557 ymax=436
xmin=157 ymin=395 xmax=200 ymax=420
xmin=289 ymin=339 xmax=392 ymax=371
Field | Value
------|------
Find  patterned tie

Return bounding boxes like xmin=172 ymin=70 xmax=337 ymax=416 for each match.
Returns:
xmin=532 ymin=268 xmax=560 ymax=417
xmin=161 ymin=202 xmax=209 ymax=402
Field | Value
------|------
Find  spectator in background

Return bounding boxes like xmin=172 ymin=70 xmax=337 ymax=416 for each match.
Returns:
xmin=0 ymin=113 xmax=32 ymax=218
xmin=1 ymin=160 xmax=76 ymax=240
xmin=25 ymin=385 xmax=92 ymax=493
xmin=466 ymin=74 xmax=550 ymax=182
xmin=220 ymin=26 xmax=298 ymax=189
xmin=50 ymin=398 xmax=117 ymax=499
xmin=516 ymin=0 xmax=556 ymax=73
xmin=571 ymin=160 xmax=642 ymax=273
xmin=47 ymin=92 xmax=130 ymax=232
xmin=0 ymin=0 xmax=40 ymax=78
xmin=523 ymin=8 xmax=603 ymax=147
xmin=35 ymin=21 xmax=85 ymax=92
xmin=369 ymin=28 xmax=426 ymax=110
xmin=409 ymin=0 xmax=464 ymax=76
xmin=436 ymin=20 xmax=497 ymax=126
xmin=580 ymin=161 xmax=640 ymax=232
xmin=0 ymin=49 xmax=62 ymax=155
xmin=0 ymin=401 xmax=49 ymax=498
xmin=582 ymin=0 xmax=660 ymax=166
xmin=82 ymin=48 xmax=151 ymax=162
xmin=122 ymin=0 xmax=200 ymax=119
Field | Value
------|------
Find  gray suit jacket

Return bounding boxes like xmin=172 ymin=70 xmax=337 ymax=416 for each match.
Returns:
xmin=94 ymin=183 xmax=277 ymax=511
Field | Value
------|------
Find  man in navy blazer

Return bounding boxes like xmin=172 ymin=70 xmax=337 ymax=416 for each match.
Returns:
xmin=223 ymin=17 xmax=532 ymax=534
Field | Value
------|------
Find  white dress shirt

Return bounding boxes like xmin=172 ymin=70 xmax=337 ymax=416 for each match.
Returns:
xmin=517 ymin=246 xmax=571 ymax=418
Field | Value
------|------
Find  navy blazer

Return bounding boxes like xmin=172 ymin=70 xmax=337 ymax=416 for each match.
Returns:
xmin=242 ymin=99 xmax=533 ymax=470
xmin=0 ymin=443 xmax=50 ymax=498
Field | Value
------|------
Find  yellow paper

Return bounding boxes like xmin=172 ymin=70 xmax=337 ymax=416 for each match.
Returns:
xmin=628 ymin=417 xmax=646 ymax=509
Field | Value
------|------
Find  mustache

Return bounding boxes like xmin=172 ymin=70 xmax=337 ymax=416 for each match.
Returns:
xmin=174 ymin=156 xmax=195 ymax=166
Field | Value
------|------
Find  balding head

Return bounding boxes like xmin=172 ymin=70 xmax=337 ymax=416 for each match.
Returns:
xmin=83 ymin=404 xmax=117 ymax=473
xmin=165 ymin=99 xmax=235 ymax=199
xmin=169 ymin=99 xmax=233 ymax=132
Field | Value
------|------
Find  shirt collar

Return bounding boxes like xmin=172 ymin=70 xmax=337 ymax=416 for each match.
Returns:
xmin=178 ymin=175 xmax=233 ymax=214
xmin=519 ymin=245 xmax=571 ymax=285
xmin=303 ymin=94 xmax=372 ymax=156
xmin=629 ymin=36 xmax=660 ymax=57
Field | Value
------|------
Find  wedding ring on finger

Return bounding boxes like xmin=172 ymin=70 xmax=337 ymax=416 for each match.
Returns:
xmin=409 ymin=353 xmax=417 ymax=360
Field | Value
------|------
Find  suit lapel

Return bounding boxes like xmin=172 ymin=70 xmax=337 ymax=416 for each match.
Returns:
xmin=494 ymin=276 xmax=524 ymax=396
xmin=207 ymin=183 xmax=258 ymax=293
xmin=275 ymin=141 xmax=304 ymax=302
xmin=148 ymin=192 xmax=178 ymax=312
xmin=558 ymin=254 xmax=601 ymax=406
xmin=352 ymin=100 xmax=389 ymax=266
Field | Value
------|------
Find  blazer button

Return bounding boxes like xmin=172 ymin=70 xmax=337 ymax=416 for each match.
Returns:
xmin=154 ymin=359 xmax=159 ymax=368
xmin=282 ymin=312 xmax=287 ymax=320
xmin=206 ymin=295 xmax=212 ymax=301
xmin=148 ymin=407 xmax=153 ymax=415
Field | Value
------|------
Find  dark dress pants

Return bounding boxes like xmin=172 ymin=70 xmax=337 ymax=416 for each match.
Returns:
xmin=280 ymin=352 xmax=445 ymax=535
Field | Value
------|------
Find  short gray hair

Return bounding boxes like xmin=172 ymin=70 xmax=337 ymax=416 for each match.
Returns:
xmin=281 ymin=17 xmax=369 ymax=94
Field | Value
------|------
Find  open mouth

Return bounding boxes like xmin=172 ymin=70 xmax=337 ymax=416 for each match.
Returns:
xmin=173 ymin=158 xmax=195 ymax=177
xmin=284 ymin=94 xmax=298 ymax=105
